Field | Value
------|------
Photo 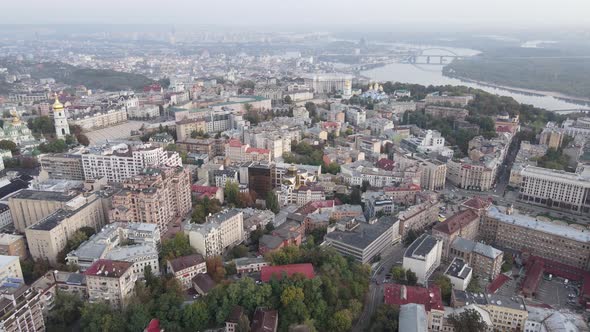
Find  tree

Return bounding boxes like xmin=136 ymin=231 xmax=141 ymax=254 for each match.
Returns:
xmin=502 ymin=253 xmax=514 ymax=272
xmin=266 ymin=191 xmax=280 ymax=214
xmin=391 ymin=266 xmax=406 ymax=283
xmin=30 ymin=116 xmax=55 ymax=134
xmin=161 ymin=233 xmax=196 ymax=264
xmin=403 ymin=229 xmax=420 ymax=246
xmin=225 ymin=182 xmax=240 ymax=206
xmin=192 ymin=197 xmax=222 ymax=224
xmin=39 ymin=139 xmax=68 ymax=153
xmin=283 ymin=95 xmax=292 ymax=104
xmin=448 ymin=308 xmax=489 ymax=332
xmin=434 ymin=275 xmax=453 ymax=303
xmin=181 ymin=301 xmax=209 ymax=330
xmin=76 ymin=133 xmax=90 ymax=146
xmin=467 ymin=276 xmax=482 ymax=293
xmin=361 ymin=180 xmax=370 ymax=193
xmin=206 ymin=256 xmax=226 ymax=283
xmin=80 ymin=301 xmax=126 ymax=332
xmin=46 ymin=292 xmax=83 ymax=331
xmin=329 ymin=309 xmax=352 ymax=331
xmin=229 ymin=245 xmax=249 ymax=259
xmin=0 ymin=140 xmax=17 ymax=153
xmin=20 ymin=259 xmax=50 ymax=284
xmin=237 ymin=314 xmax=251 ymax=332
xmin=368 ymin=304 xmax=399 ymax=332
xmin=406 ymin=269 xmax=418 ymax=286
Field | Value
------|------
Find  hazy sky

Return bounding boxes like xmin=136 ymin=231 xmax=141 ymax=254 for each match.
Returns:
xmin=1 ymin=0 xmax=589 ymax=27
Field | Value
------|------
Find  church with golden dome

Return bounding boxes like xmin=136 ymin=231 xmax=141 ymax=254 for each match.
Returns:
xmin=0 ymin=110 xmax=35 ymax=146
xmin=52 ymin=95 xmax=70 ymax=138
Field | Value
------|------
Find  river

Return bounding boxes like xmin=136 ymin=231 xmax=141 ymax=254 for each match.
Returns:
xmin=360 ymin=48 xmax=590 ymax=111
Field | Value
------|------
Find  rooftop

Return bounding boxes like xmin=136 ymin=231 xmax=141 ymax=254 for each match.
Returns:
xmin=399 ymin=304 xmax=428 ymax=332
xmin=445 ymin=258 xmax=472 ymax=280
xmin=487 ymin=205 xmax=590 ymax=243
xmin=168 ymin=254 xmax=205 ymax=273
xmin=0 ymin=234 xmax=23 ymax=246
xmin=384 ymin=284 xmax=444 ymax=311
xmin=192 ymin=273 xmax=216 ymax=294
xmin=450 ymin=237 xmax=502 ymax=260
xmin=0 ymin=255 xmax=18 ymax=269
xmin=433 ymin=210 xmax=479 ymax=235
xmin=11 ymin=189 xmax=78 ymax=202
xmin=28 ymin=195 xmax=98 ymax=231
xmin=251 ymin=308 xmax=278 ymax=332
xmin=84 ymin=259 xmax=132 ymax=278
xmin=404 ymin=234 xmax=440 ymax=260
xmin=325 ymin=216 xmax=396 ymax=250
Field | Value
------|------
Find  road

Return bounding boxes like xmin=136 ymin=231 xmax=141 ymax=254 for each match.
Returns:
xmin=353 ymin=242 xmax=406 ymax=332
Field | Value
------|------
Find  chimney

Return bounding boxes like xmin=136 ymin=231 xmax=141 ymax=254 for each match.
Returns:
xmin=401 ymin=286 xmax=407 ymax=300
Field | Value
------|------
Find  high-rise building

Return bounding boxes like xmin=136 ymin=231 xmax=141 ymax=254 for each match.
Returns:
xmin=110 ymin=167 xmax=192 ymax=234
xmin=184 ymin=210 xmax=244 ymax=257
xmin=82 ymin=142 xmax=182 ymax=182
xmin=39 ymin=153 xmax=84 ymax=180
xmin=0 ymin=284 xmax=45 ymax=332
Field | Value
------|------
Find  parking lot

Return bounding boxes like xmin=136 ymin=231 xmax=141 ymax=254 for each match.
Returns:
xmin=534 ymin=278 xmax=580 ymax=309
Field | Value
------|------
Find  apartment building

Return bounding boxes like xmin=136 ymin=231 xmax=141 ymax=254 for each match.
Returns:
xmin=70 ymin=107 xmax=128 ymax=130
xmin=538 ymin=123 xmax=564 ymax=149
xmin=481 ymin=205 xmax=590 ymax=270
xmin=447 ymin=160 xmax=496 ymax=192
xmin=403 ymin=234 xmax=443 ymax=284
xmin=82 ymin=143 xmax=182 ymax=182
xmin=110 ymin=167 xmax=192 ymax=234
xmin=518 ymin=165 xmax=590 ymax=214
xmin=66 ymin=222 xmax=161 ymax=277
xmin=452 ymin=290 xmax=527 ymax=332
xmin=39 ymin=153 xmax=85 ymax=180
xmin=0 ymin=204 xmax=11 ymax=230
xmin=0 ymin=256 xmax=23 ymax=283
xmin=25 ymin=194 xmax=106 ymax=265
xmin=0 ymin=235 xmax=26 ymax=260
xmin=225 ymin=139 xmax=271 ymax=164
xmin=432 ymin=209 xmax=479 ymax=257
xmin=449 ymin=237 xmax=503 ymax=281
xmin=8 ymin=189 xmax=80 ymax=233
xmin=167 ymin=254 xmax=207 ymax=290
xmin=303 ymin=73 xmax=353 ymax=94
xmin=382 ymin=185 xmax=421 ymax=205
xmin=85 ymin=260 xmax=136 ymax=309
xmin=0 ymin=285 xmax=45 ymax=332
xmin=184 ymin=209 xmax=244 ymax=257
xmin=175 ymin=119 xmax=207 ymax=141
xmin=324 ymin=216 xmax=400 ymax=264
xmin=419 ymin=158 xmax=447 ymax=191
xmin=397 ymin=199 xmax=440 ymax=238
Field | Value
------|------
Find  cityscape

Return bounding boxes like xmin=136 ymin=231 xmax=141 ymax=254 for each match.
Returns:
xmin=0 ymin=1 xmax=590 ymax=332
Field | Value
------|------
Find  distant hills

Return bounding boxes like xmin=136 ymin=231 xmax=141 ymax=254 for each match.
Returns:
xmin=1 ymin=60 xmax=155 ymax=92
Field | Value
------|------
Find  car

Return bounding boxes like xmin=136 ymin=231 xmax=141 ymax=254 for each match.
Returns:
xmin=193 ymin=294 xmax=200 ymax=299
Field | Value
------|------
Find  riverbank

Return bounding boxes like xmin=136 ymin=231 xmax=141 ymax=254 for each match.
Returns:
xmin=444 ymin=73 xmax=590 ymax=108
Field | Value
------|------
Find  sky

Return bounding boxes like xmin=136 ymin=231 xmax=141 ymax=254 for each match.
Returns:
xmin=1 ymin=0 xmax=589 ymax=28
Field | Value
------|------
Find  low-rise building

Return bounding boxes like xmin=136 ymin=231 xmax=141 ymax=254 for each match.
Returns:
xmin=85 ymin=259 xmax=136 ymax=309
xmin=444 ymin=258 xmax=472 ymax=291
xmin=0 ymin=256 xmax=23 ymax=284
xmin=451 ymin=290 xmax=527 ymax=332
xmin=449 ymin=237 xmax=503 ymax=281
xmin=403 ymin=234 xmax=443 ymax=285
xmin=324 ymin=216 xmax=400 ymax=264
xmin=398 ymin=303 xmax=428 ymax=332
xmin=251 ymin=308 xmax=278 ymax=332
xmin=167 ymin=254 xmax=207 ymax=290
xmin=233 ymin=257 xmax=269 ymax=274
xmin=384 ymin=284 xmax=444 ymax=331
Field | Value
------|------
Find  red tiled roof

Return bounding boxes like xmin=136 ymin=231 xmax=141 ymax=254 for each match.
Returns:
xmin=228 ymin=139 xmax=243 ymax=148
xmin=145 ymin=319 xmax=161 ymax=332
xmin=376 ymin=158 xmax=395 ymax=171
xmin=486 ymin=274 xmax=511 ymax=293
xmin=296 ymin=200 xmax=338 ymax=214
xmin=85 ymin=259 xmax=132 ymax=278
xmin=261 ymin=263 xmax=315 ymax=282
xmin=322 ymin=122 xmax=339 ymax=129
xmin=495 ymin=125 xmax=513 ymax=133
xmin=432 ymin=209 xmax=479 ymax=235
xmin=246 ymin=147 xmax=270 ymax=154
xmin=462 ymin=196 xmax=492 ymax=210
xmin=383 ymin=284 xmax=444 ymax=311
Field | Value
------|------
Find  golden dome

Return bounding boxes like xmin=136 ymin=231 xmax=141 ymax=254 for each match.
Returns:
xmin=53 ymin=95 xmax=64 ymax=110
